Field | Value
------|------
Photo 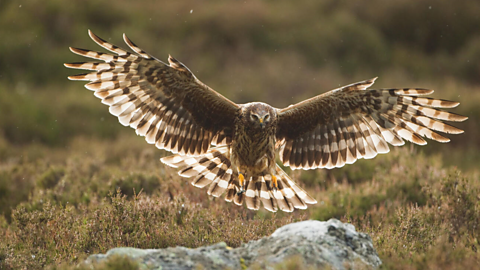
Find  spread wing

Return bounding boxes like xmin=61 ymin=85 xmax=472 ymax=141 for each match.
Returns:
xmin=65 ymin=30 xmax=239 ymax=156
xmin=276 ymin=78 xmax=468 ymax=170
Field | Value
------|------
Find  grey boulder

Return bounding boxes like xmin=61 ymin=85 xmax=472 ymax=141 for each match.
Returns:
xmin=86 ymin=218 xmax=381 ymax=269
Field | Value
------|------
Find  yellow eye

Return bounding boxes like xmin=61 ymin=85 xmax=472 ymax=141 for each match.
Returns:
xmin=265 ymin=114 xmax=270 ymax=121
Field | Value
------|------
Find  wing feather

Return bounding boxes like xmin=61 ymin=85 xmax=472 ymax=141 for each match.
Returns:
xmin=277 ymin=78 xmax=467 ymax=170
xmin=320 ymin=124 xmax=332 ymax=168
xmin=66 ymin=30 xmax=239 ymax=156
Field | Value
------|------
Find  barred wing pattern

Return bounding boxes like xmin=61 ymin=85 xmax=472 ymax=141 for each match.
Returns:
xmin=65 ymin=30 xmax=239 ymax=155
xmin=160 ymin=146 xmax=316 ymax=212
xmin=276 ymin=78 xmax=468 ymax=170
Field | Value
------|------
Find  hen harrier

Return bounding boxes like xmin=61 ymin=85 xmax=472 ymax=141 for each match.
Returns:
xmin=65 ymin=30 xmax=467 ymax=212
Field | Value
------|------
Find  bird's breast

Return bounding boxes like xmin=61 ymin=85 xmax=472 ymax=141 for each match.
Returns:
xmin=231 ymin=125 xmax=276 ymax=174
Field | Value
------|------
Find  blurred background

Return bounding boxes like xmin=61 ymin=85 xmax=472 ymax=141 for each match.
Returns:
xmin=0 ymin=0 xmax=480 ymax=268
xmin=0 ymin=0 xmax=477 ymax=166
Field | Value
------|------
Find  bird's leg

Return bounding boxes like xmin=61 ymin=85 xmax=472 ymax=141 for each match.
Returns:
xmin=237 ymin=172 xmax=246 ymax=195
xmin=271 ymin=175 xmax=278 ymax=192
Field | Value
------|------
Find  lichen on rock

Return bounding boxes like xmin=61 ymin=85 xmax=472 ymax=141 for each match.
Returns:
xmin=85 ymin=218 xmax=381 ymax=270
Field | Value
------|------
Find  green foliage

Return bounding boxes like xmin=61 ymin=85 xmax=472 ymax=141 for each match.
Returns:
xmin=2 ymin=189 xmax=294 ymax=269
xmin=37 ymin=167 xmax=65 ymax=189
xmin=0 ymin=85 xmax=60 ymax=146
xmin=107 ymin=173 xmax=161 ymax=198
xmin=0 ymin=138 xmax=479 ymax=269
xmin=0 ymin=163 xmax=37 ymax=223
xmin=0 ymin=83 xmax=125 ymax=146
xmin=357 ymin=171 xmax=480 ymax=269
xmin=0 ymin=137 xmax=300 ymax=269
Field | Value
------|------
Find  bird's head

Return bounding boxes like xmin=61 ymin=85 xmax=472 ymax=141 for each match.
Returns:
xmin=242 ymin=102 xmax=276 ymax=130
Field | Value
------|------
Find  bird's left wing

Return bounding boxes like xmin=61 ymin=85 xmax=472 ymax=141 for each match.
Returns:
xmin=276 ymin=78 xmax=467 ymax=170
xmin=65 ymin=30 xmax=240 ymax=156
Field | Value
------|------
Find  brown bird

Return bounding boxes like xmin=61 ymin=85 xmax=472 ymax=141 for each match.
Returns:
xmin=65 ymin=30 xmax=467 ymax=212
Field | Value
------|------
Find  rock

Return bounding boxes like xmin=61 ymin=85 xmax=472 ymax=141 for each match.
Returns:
xmin=237 ymin=219 xmax=382 ymax=269
xmin=87 ymin=242 xmax=240 ymax=270
xmin=85 ymin=218 xmax=381 ymax=269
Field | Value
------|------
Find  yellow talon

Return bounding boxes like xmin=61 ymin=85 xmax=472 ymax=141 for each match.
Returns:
xmin=239 ymin=173 xmax=245 ymax=186
xmin=272 ymin=175 xmax=278 ymax=192
xmin=238 ymin=173 xmax=246 ymax=195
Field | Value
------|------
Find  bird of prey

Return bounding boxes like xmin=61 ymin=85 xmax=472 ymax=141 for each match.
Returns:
xmin=65 ymin=30 xmax=467 ymax=212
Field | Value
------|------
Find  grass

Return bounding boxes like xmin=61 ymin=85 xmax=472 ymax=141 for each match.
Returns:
xmin=0 ymin=136 xmax=478 ymax=269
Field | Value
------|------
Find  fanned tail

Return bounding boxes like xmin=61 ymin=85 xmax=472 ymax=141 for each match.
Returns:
xmin=233 ymin=165 xmax=317 ymax=212
xmin=161 ymin=146 xmax=316 ymax=212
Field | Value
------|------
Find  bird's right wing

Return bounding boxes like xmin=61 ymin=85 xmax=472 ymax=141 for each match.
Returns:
xmin=275 ymin=78 xmax=467 ymax=169
xmin=65 ymin=30 xmax=240 ymax=156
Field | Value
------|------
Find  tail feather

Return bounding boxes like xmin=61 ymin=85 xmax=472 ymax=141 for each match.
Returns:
xmin=207 ymin=167 xmax=232 ymax=197
xmin=245 ymin=179 xmax=261 ymax=210
xmin=161 ymin=146 xmax=317 ymax=212
xmin=225 ymin=182 xmax=237 ymax=203
xmin=191 ymin=172 xmax=212 ymax=188
xmin=270 ymin=180 xmax=294 ymax=212
xmin=259 ymin=178 xmax=277 ymax=212
xmin=235 ymin=165 xmax=317 ymax=212
xmin=233 ymin=191 xmax=245 ymax=206
xmin=276 ymin=167 xmax=317 ymax=205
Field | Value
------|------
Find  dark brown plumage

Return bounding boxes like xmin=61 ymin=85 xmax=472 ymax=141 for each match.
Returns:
xmin=65 ymin=30 xmax=467 ymax=212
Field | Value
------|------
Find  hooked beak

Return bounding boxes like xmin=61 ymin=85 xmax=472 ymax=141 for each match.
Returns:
xmin=259 ymin=118 xmax=264 ymax=128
